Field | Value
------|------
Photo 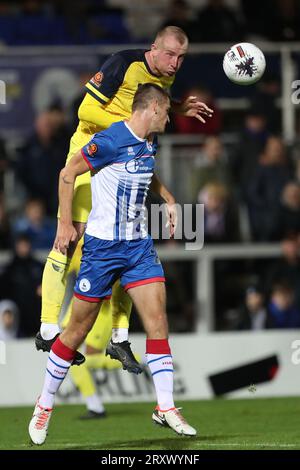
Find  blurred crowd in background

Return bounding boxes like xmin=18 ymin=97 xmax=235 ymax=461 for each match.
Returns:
xmin=0 ymin=0 xmax=300 ymax=45
xmin=1 ymin=0 xmax=300 ymax=339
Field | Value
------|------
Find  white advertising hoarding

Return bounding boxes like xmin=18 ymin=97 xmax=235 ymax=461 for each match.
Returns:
xmin=0 ymin=331 xmax=300 ymax=406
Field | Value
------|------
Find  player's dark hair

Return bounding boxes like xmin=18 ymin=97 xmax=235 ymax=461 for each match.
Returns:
xmin=132 ymin=83 xmax=170 ymax=112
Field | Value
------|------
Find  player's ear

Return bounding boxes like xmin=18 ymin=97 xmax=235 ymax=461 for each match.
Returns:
xmin=152 ymin=99 xmax=159 ymax=115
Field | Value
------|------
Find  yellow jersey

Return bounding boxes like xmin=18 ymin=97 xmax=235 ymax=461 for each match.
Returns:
xmin=77 ymin=49 xmax=174 ymax=136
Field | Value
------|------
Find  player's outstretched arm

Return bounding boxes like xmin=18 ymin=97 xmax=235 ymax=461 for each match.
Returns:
xmin=171 ymin=96 xmax=214 ymax=123
xmin=54 ymin=151 xmax=90 ymax=255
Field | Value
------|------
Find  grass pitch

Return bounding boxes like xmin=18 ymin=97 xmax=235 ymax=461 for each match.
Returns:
xmin=1 ymin=397 xmax=300 ymax=450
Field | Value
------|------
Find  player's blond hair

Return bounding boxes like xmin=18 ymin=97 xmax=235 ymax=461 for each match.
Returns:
xmin=155 ymin=26 xmax=188 ymax=46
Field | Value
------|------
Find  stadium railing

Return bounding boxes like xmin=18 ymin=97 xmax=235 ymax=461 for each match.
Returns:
xmin=0 ymin=243 xmax=282 ymax=333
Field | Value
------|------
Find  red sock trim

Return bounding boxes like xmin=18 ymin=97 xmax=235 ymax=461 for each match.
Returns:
xmin=51 ymin=337 xmax=76 ymax=362
xmin=146 ymin=338 xmax=171 ymax=354
xmin=155 ymin=405 xmax=176 ymax=412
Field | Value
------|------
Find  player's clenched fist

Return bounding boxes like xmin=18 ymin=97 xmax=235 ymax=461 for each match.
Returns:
xmin=54 ymin=223 xmax=78 ymax=255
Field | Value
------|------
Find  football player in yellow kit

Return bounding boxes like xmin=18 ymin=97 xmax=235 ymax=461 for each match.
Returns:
xmin=35 ymin=25 xmax=213 ymax=368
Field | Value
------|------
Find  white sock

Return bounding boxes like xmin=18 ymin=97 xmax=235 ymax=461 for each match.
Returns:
xmin=86 ymin=393 xmax=105 ymax=413
xmin=112 ymin=328 xmax=128 ymax=343
xmin=40 ymin=323 xmax=61 ymax=340
xmin=147 ymin=353 xmax=174 ymax=411
xmin=39 ymin=351 xmax=72 ymax=409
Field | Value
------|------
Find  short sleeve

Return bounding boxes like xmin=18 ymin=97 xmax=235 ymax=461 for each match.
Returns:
xmin=85 ymin=53 xmax=128 ymax=105
xmin=81 ymin=133 xmax=116 ymax=171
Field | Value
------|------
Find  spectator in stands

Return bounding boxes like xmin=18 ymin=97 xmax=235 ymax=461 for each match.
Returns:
xmin=197 ymin=182 xmax=240 ymax=243
xmin=265 ymin=235 xmax=300 ymax=309
xmin=12 ymin=198 xmax=56 ymax=250
xmin=250 ymin=74 xmax=281 ymax=133
xmin=0 ymin=234 xmax=43 ymax=337
xmin=0 ymin=299 xmax=19 ymax=341
xmin=242 ymin=0 xmax=300 ymax=42
xmin=0 ymin=193 xmax=11 ymax=249
xmin=173 ymin=86 xmax=222 ymax=136
xmin=163 ymin=257 xmax=195 ymax=332
xmin=246 ymin=136 xmax=292 ymax=241
xmin=21 ymin=0 xmax=45 ymax=16
xmin=195 ymin=0 xmax=243 ymax=43
xmin=160 ymin=0 xmax=198 ymax=42
xmin=267 ymin=182 xmax=300 ymax=241
xmin=236 ymin=284 xmax=272 ymax=330
xmin=268 ymin=283 xmax=300 ymax=328
xmin=265 ymin=0 xmax=300 ymax=42
xmin=16 ymin=107 xmax=70 ymax=215
xmin=230 ymin=108 xmax=269 ymax=196
xmin=190 ymin=136 xmax=231 ymax=201
xmin=69 ymin=70 xmax=94 ymax=133
xmin=0 ymin=138 xmax=8 ymax=193
xmin=241 ymin=0 xmax=267 ymax=39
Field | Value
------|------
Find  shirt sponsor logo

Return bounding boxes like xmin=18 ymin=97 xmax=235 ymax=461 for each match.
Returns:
xmin=125 ymin=157 xmax=154 ymax=174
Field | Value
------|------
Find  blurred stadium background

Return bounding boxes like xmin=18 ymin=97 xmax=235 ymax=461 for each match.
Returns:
xmin=1 ymin=0 xmax=300 ymax=413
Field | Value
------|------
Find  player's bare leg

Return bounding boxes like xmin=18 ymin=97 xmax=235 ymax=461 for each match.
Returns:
xmin=35 ymin=220 xmax=86 ymax=365
xmin=29 ymin=297 xmax=101 ymax=445
xmin=127 ymin=282 xmax=196 ymax=436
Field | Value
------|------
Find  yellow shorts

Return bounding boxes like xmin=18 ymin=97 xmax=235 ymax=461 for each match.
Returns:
xmin=85 ymin=299 xmax=113 ymax=351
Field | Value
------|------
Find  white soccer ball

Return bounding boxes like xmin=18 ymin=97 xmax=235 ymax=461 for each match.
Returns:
xmin=223 ymin=42 xmax=266 ymax=85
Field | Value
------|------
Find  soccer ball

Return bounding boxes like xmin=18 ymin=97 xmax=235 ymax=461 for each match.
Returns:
xmin=223 ymin=42 xmax=266 ymax=85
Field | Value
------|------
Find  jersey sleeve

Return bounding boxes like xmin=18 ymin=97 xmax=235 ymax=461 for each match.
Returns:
xmin=81 ymin=133 xmax=116 ymax=171
xmin=85 ymin=53 xmax=128 ymax=105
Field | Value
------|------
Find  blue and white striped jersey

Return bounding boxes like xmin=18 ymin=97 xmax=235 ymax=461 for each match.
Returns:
xmin=81 ymin=121 xmax=157 ymax=241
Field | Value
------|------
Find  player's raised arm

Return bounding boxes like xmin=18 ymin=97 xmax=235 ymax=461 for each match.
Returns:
xmin=54 ymin=151 xmax=90 ymax=254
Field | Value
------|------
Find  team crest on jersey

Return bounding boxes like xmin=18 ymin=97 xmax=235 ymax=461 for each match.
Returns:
xmin=79 ymin=278 xmax=91 ymax=292
xmin=91 ymin=71 xmax=103 ymax=88
xmin=87 ymin=143 xmax=98 ymax=156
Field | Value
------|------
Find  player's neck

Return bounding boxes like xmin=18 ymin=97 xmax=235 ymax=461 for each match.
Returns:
xmin=126 ymin=115 xmax=151 ymax=140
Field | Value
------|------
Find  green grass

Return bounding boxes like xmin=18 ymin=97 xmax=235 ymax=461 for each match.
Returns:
xmin=1 ymin=397 xmax=300 ymax=450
